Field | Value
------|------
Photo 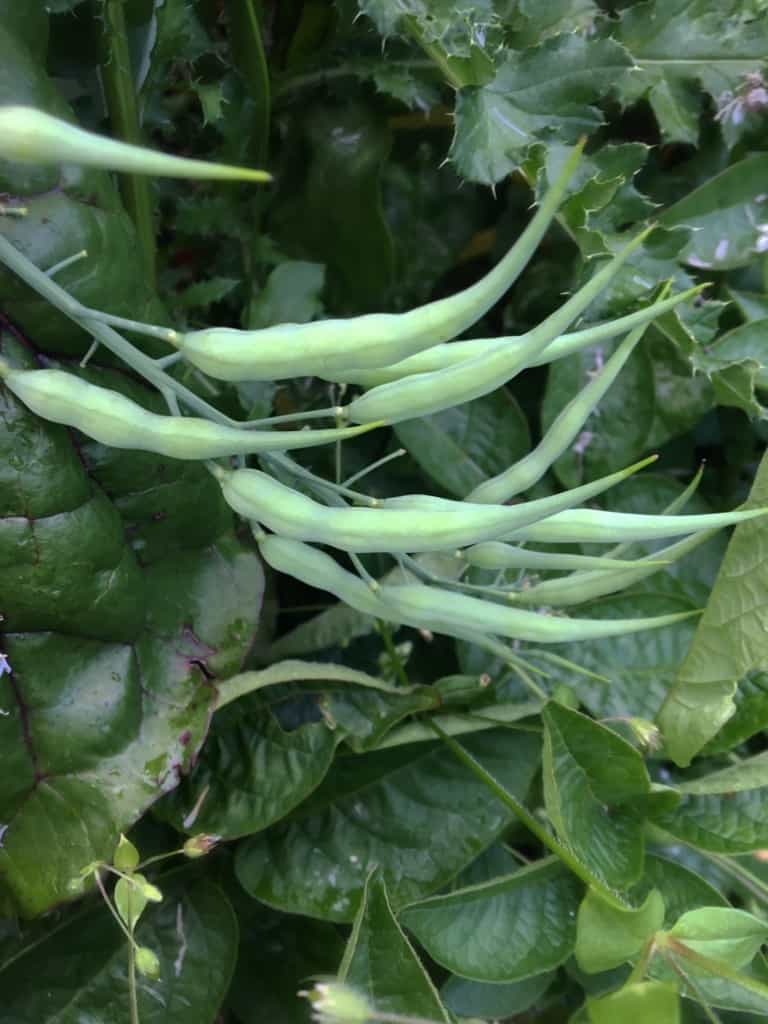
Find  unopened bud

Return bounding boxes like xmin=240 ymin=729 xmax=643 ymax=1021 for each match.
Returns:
xmin=183 ymin=833 xmax=221 ymax=859
xmin=135 ymin=945 xmax=161 ymax=979
xmin=113 ymin=833 xmax=140 ymax=872
xmin=300 ymin=981 xmax=372 ymax=1024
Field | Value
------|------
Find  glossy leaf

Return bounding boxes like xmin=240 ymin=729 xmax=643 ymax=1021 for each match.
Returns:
xmin=401 ymin=858 xmax=582 ymax=981
xmin=587 ymin=980 xmax=680 ymax=1024
xmin=542 ymin=702 xmax=650 ymax=889
xmin=667 ymin=906 xmax=768 ymax=969
xmin=339 ymin=871 xmax=449 ymax=1020
xmin=235 ymin=729 xmax=540 ymax=921
xmin=441 ymin=970 xmax=556 ymax=1019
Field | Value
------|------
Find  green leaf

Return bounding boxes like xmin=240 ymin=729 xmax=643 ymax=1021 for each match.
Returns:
xmin=542 ymin=702 xmax=650 ymax=889
xmin=636 ymin=855 xmax=728 ymax=924
xmin=510 ymin=0 xmax=599 ymax=48
xmin=339 ymin=871 xmax=449 ymax=1020
xmin=658 ymin=450 xmax=768 ymax=766
xmin=114 ymin=876 xmax=148 ymax=930
xmin=234 ymin=729 xmax=540 ymax=921
xmin=178 ymin=275 xmax=239 ymax=311
xmin=400 ymin=857 xmax=582 ymax=982
xmin=395 ymin=388 xmax=530 ymax=497
xmin=587 ymin=980 xmax=680 ymax=1024
xmin=154 ymin=705 xmax=339 ymax=839
xmin=450 ymin=35 xmax=633 ymax=185
xmin=655 ymin=751 xmax=768 ymax=853
xmin=575 ymin=888 xmax=665 ymax=974
xmin=246 ymin=260 xmax=326 ymax=329
xmin=660 ymin=154 xmax=768 ymax=271
xmin=321 ymin=685 xmax=439 ymax=751
xmin=702 ymin=672 xmax=768 ymax=754
xmin=0 ymin=877 xmax=238 ymax=1023
xmin=615 ymin=0 xmax=768 ymax=144
xmin=441 ymin=971 xmax=556 ymax=1019
xmin=358 ymin=0 xmax=500 ymax=58
xmin=667 ymin=907 xmax=768 ymax=970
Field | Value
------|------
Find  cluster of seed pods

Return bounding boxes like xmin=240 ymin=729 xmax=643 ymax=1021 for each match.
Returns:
xmin=0 ymin=128 xmax=763 ymax=665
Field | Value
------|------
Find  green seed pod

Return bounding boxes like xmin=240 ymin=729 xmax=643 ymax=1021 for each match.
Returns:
xmin=462 ymin=542 xmax=649 ymax=572
xmin=501 ymin=506 xmax=768 ymax=545
xmin=0 ymin=364 xmax=381 ymax=458
xmin=0 ymin=105 xmax=271 ymax=181
xmin=217 ymin=458 xmax=655 ymax=554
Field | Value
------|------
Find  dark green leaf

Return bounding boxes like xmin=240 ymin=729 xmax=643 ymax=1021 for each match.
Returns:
xmin=441 ymin=970 xmax=556 ymax=1019
xmin=401 ymin=857 xmax=581 ymax=981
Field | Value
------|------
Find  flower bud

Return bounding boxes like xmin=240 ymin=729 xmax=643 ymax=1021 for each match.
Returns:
xmin=183 ymin=833 xmax=221 ymax=859
xmin=135 ymin=946 xmax=161 ymax=979
xmin=113 ymin=833 xmax=140 ymax=872
xmin=300 ymin=981 xmax=372 ymax=1024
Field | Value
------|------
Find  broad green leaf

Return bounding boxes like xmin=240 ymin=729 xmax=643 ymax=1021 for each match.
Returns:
xmin=658 ymin=450 xmax=768 ymax=766
xmin=660 ymin=155 xmax=768 ymax=271
xmin=321 ymin=685 xmax=439 ymax=751
xmin=235 ymin=729 xmax=540 ymax=921
xmin=441 ymin=971 xmax=556 ymax=1019
xmin=400 ymin=858 xmax=582 ymax=982
xmin=655 ymin=752 xmax=768 ymax=852
xmin=616 ymin=0 xmax=768 ymax=145
xmin=246 ymin=260 xmax=325 ymax=330
xmin=575 ymin=888 xmax=665 ymax=974
xmin=450 ymin=35 xmax=632 ymax=185
xmin=395 ymin=387 xmax=530 ymax=497
xmin=667 ymin=906 xmax=768 ymax=969
xmin=0 ymin=878 xmax=238 ymax=1023
xmin=154 ymin=705 xmax=339 ymax=839
xmin=703 ymin=672 xmax=768 ymax=755
xmin=358 ymin=0 xmax=500 ymax=58
xmin=636 ymin=855 xmax=728 ymax=924
xmin=339 ymin=871 xmax=449 ymax=1020
xmin=510 ymin=0 xmax=598 ymax=48
xmin=542 ymin=702 xmax=650 ymax=889
xmin=587 ymin=980 xmax=680 ymax=1024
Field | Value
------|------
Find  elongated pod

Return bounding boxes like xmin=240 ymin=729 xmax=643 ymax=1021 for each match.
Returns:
xmin=0 ymin=106 xmax=271 ymax=181
xmin=346 ymin=227 xmax=655 ymax=425
xmin=502 ymin=506 xmax=768 ymax=544
xmin=466 ymin=320 xmax=649 ymax=503
xmin=327 ymin=285 xmax=703 ymax=388
xmin=0 ymin=364 xmax=381 ymax=459
xmin=506 ymin=530 xmax=715 ymax=607
xmin=462 ymin=542 xmax=651 ymax=572
xmin=159 ymin=142 xmax=585 ymax=381
xmin=258 ymin=534 xmax=698 ymax=645
xmin=215 ymin=458 xmax=655 ymax=553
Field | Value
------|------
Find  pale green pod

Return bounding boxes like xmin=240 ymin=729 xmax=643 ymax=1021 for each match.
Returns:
xmin=466 ymin=323 xmax=646 ymax=504
xmin=0 ymin=365 xmax=381 ymax=459
xmin=506 ymin=530 xmax=715 ymax=607
xmin=258 ymin=535 xmax=698 ymax=645
xmin=463 ymin=542 xmax=648 ymax=572
xmin=170 ymin=142 xmax=585 ymax=382
xmin=346 ymin=226 xmax=655 ymax=425
xmin=0 ymin=106 xmax=271 ymax=181
xmin=502 ymin=506 xmax=768 ymax=544
xmin=326 ymin=285 xmax=703 ymax=388
xmin=216 ymin=457 xmax=655 ymax=553
xmin=381 ymin=582 xmax=698 ymax=644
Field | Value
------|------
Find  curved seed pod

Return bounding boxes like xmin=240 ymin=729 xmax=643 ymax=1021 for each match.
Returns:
xmin=327 ymin=285 xmax=703 ymax=388
xmin=466 ymin=321 xmax=648 ymax=504
xmin=502 ymin=506 xmax=768 ymax=545
xmin=506 ymin=530 xmax=715 ymax=607
xmin=164 ymin=142 xmax=585 ymax=381
xmin=215 ymin=457 xmax=656 ymax=553
xmin=0 ymin=365 xmax=381 ymax=459
xmin=0 ymin=106 xmax=271 ymax=182
xmin=346 ymin=227 xmax=655 ymax=425
xmin=258 ymin=535 xmax=698 ymax=645
xmin=382 ymin=582 xmax=698 ymax=644
xmin=463 ymin=542 xmax=649 ymax=572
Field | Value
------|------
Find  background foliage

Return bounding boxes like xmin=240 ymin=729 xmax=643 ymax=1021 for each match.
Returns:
xmin=3 ymin=1 xmax=768 ymax=1022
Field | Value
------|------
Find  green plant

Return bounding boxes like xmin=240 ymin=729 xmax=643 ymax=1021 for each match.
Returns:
xmin=4 ymin=4 xmax=768 ymax=1024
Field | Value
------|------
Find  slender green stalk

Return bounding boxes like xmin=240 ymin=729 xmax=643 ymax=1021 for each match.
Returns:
xmin=95 ymin=0 xmax=156 ymax=283
xmin=429 ymin=719 xmax=629 ymax=909
xmin=377 ymin=619 xmax=410 ymax=687
xmin=403 ymin=16 xmax=467 ymax=90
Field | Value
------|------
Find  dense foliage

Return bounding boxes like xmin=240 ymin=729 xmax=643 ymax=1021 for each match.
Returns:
xmin=3 ymin=2 xmax=768 ymax=1023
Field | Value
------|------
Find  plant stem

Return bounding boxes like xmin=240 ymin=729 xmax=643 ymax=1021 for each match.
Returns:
xmin=95 ymin=0 xmax=157 ymax=284
xmin=430 ymin=719 xmax=630 ymax=909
